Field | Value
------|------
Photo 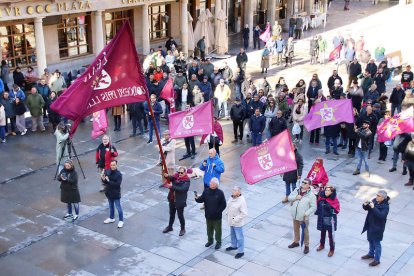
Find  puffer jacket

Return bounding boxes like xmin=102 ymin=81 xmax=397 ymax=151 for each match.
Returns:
xmin=199 ymin=155 xmax=225 ymax=187
xmin=288 ymin=187 xmax=317 ymax=221
xmin=226 ymin=195 xmax=248 ymax=227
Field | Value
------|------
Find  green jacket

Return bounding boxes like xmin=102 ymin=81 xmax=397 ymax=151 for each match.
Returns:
xmin=26 ymin=92 xmax=45 ymax=117
xmin=318 ymin=38 xmax=327 ymax=51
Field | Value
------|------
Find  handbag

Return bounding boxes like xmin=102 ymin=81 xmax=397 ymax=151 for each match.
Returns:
xmin=292 ymin=123 xmax=301 ymax=135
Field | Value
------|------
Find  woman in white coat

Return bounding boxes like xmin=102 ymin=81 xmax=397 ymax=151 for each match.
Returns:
xmin=226 ymin=186 xmax=248 ymax=259
xmin=292 ymin=98 xmax=306 ymax=143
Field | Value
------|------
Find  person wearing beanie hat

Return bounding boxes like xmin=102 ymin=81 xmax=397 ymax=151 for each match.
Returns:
xmin=58 ymin=159 xmax=81 ymax=222
xmin=361 ymin=190 xmax=390 ymax=266
xmin=353 ymin=120 xmax=372 ymax=176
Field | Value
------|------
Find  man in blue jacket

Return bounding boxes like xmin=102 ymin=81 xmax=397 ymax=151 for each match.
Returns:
xmin=200 ymin=148 xmax=225 ymax=191
xmin=199 ymin=75 xmax=212 ymax=102
xmin=144 ymin=94 xmax=163 ymax=144
xmin=249 ymin=108 xmax=266 ymax=146
xmin=36 ymin=78 xmax=51 ymax=118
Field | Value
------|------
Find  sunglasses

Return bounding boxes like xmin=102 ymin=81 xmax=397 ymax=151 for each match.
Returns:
xmin=178 ymin=171 xmax=185 ymax=175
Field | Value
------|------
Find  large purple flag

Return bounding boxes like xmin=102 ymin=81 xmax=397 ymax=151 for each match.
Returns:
xmin=51 ymin=21 xmax=148 ymax=136
xmin=304 ymin=99 xmax=354 ymax=131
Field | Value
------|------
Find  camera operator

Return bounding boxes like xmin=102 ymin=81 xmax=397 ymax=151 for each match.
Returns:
xmin=96 ymin=135 xmax=118 ymax=192
xmin=55 ymin=122 xmax=70 ymax=172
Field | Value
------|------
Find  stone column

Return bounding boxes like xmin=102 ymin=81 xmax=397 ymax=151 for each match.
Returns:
xmin=284 ymin=0 xmax=294 ymax=31
xmin=94 ymin=10 xmax=104 ymax=53
xmin=268 ymin=0 xmax=276 ymax=25
xmin=34 ymin=17 xmax=47 ymax=76
xmin=247 ymin=0 xmax=254 ymax=46
xmin=216 ymin=0 xmax=222 ymax=15
xmin=181 ymin=0 xmax=189 ymax=55
xmin=304 ymin=0 xmax=312 ymax=15
xmin=142 ymin=4 xmax=150 ymax=55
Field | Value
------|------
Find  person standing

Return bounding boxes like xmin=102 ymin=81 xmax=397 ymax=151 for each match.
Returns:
xmin=128 ymin=102 xmax=145 ymax=137
xmin=287 ymin=178 xmax=317 ymax=254
xmin=288 ymin=16 xmax=296 ymax=38
xmin=260 ymin=46 xmax=270 ymax=74
xmin=292 ymin=99 xmax=306 ymax=143
xmin=215 ymin=79 xmax=231 ymax=119
xmin=249 ymin=108 xmax=266 ymax=146
xmin=401 ymin=65 xmax=413 ymax=89
xmin=361 ymin=190 xmax=390 ymax=266
xmin=96 ymin=135 xmax=118 ymax=192
xmin=144 ymin=94 xmax=163 ymax=144
xmin=230 ymin=97 xmax=247 ymax=144
xmin=253 ymin=25 xmax=262 ymax=50
xmin=269 ymin=110 xmax=287 ymax=138
xmin=294 ymin=16 xmax=303 ymax=39
xmin=285 ymin=37 xmax=294 ymax=67
xmin=26 ymin=87 xmax=45 ymax=132
xmin=199 ymin=148 xmax=225 ymax=192
xmin=102 ymin=160 xmax=124 ymax=228
xmin=112 ymin=105 xmax=123 ymax=131
xmin=55 ymin=122 xmax=70 ymax=172
xmin=324 ymin=124 xmax=340 ymax=155
xmin=348 ymin=58 xmax=362 ymax=89
xmin=353 ymin=120 xmax=372 ymax=175
xmin=282 ymin=145 xmax=304 ymax=203
xmin=0 ymin=91 xmax=16 ymax=136
xmin=243 ymin=24 xmax=250 ymax=50
xmin=389 ymin=84 xmax=405 ymax=116
xmin=58 ymin=160 xmax=80 ymax=222
xmin=236 ymin=48 xmax=248 ymax=73
xmin=195 ymin=177 xmax=227 ymax=249
xmin=160 ymin=130 xmax=176 ymax=186
xmin=316 ymin=186 xmax=340 ymax=257
xmin=226 ymin=186 xmax=248 ymax=259
xmin=36 ymin=78 xmax=51 ymax=118
xmin=389 ymin=133 xmax=410 ymax=176
xmin=163 ymin=166 xmax=190 ymax=236
xmin=309 ymin=36 xmax=319 ymax=65
xmin=10 ymin=84 xmax=27 ymax=135
xmin=0 ymin=103 xmax=5 ymax=143
xmin=403 ymin=134 xmax=414 ymax=187
xmin=197 ymin=36 xmax=206 ymax=59
xmin=318 ymin=35 xmax=327 ymax=64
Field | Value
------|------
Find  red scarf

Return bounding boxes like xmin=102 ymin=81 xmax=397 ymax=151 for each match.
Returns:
xmin=168 ymin=173 xmax=190 ymax=202
xmin=317 ymin=191 xmax=341 ymax=214
xmin=307 ymin=161 xmax=329 ymax=186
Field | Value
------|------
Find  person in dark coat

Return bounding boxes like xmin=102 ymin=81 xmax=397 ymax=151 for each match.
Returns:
xmin=316 ymin=186 xmax=340 ymax=257
xmin=195 ymin=177 xmax=227 ymax=249
xmin=102 ymin=160 xmax=124 ymax=228
xmin=327 ymin=70 xmax=342 ymax=94
xmin=128 ymin=102 xmax=146 ymax=137
xmin=236 ymin=48 xmax=248 ymax=73
xmin=197 ymin=36 xmax=206 ymax=59
xmin=12 ymin=67 xmax=25 ymax=89
xmin=243 ymin=24 xmax=249 ymax=49
xmin=365 ymin=59 xmax=377 ymax=78
xmin=346 ymin=108 xmax=360 ymax=157
xmin=282 ymin=146 xmax=304 ymax=203
xmin=373 ymin=68 xmax=387 ymax=94
xmin=144 ymin=94 xmax=163 ymax=143
xmin=361 ymin=190 xmax=390 ymax=266
xmin=162 ymin=167 xmax=191 ymax=236
xmin=249 ymin=108 xmax=266 ymax=146
xmin=353 ymin=120 xmax=372 ymax=175
xmin=47 ymin=92 xmax=61 ymax=131
xmin=324 ymin=124 xmax=341 ymax=155
xmin=403 ymin=134 xmax=414 ymax=186
xmin=165 ymin=37 xmax=178 ymax=51
xmin=58 ymin=159 xmax=80 ymax=222
xmin=268 ymin=110 xmax=287 ymax=137
xmin=230 ymin=97 xmax=246 ymax=144
xmin=389 ymin=84 xmax=405 ymax=116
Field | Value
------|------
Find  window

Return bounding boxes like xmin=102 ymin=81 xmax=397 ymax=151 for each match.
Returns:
xmin=148 ymin=5 xmax=170 ymax=41
xmin=105 ymin=10 xmax=132 ymax=44
xmin=0 ymin=22 xmax=36 ymax=68
xmin=57 ymin=14 xmax=91 ymax=59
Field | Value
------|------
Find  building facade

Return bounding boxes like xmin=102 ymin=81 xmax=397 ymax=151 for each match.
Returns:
xmin=0 ymin=0 xmax=194 ymax=75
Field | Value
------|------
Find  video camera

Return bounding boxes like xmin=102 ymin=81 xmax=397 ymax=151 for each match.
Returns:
xmin=62 ymin=123 xmax=72 ymax=134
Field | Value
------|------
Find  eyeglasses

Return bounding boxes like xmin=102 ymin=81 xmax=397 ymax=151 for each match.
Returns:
xmin=302 ymin=181 xmax=310 ymax=185
xmin=178 ymin=172 xmax=185 ymax=175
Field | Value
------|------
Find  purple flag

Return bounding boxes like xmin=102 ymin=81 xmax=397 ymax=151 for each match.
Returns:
xmin=304 ymin=99 xmax=354 ymax=131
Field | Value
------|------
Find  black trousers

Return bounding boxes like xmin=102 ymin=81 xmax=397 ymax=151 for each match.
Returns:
xmin=232 ymin=120 xmax=243 ymax=140
xmin=320 ymin=229 xmax=335 ymax=250
xmin=208 ymin=141 xmax=220 ymax=156
xmin=310 ymin=128 xmax=320 ymax=143
xmin=5 ymin=116 xmax=16 ymax=133
xmin=348 ymin=138 xmax=356 ymax=154
xmin=253 ymin=37 xmax=260 ymax=49
xmin=113 ymin=115 xmax=121 ymax=130
xmin=379 ymin=142 xmax=388 ymax=160
xmin=294 ymin=29 xmax=302 ymax=39
xmin=184 ymin=136 xmax=196 ymax=155
xmin=168 ymin=202 xmax=185 ymax=229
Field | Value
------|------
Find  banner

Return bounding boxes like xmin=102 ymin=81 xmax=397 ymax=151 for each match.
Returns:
xmin=91 ymin=110 xmax=108 ymax=139
xmin=240 ymin=130 xmax=297 ymax=185
xmin=160 ymin=78 xmax=176 ymax=113
xmin=51 ymin=21 xmax=148 ymax=136
xmin=377 ymin=106 xmax=414 ymax=142
xmin=304 ymin=99 xmax=354 ymax=131
xmin=168 ymin=101 xmax=213 ymax=139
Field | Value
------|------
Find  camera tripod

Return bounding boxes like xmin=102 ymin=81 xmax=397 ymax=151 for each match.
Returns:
xmin=54 ymin=137 xmax=86 ymax=180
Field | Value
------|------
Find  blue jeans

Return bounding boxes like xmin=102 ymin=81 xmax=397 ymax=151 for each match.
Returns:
xmin=368 ymin=239 xmax=382 ymax=262
xmin=285 ymin=182 xmax=297 ymax=196
xmin=356 ymin=148 xmax=369 ymax=171
xmin=391 ymin=103 xmax=401 ymax=116
xmin=132 ymin=116 xmax=144 ymax=135
xmin=108 ymin=198 xmax=123 ymax=221
xmin=325 ymin=136 xmax=338 ymax=153
xmin=230 ymin=226 xmax=245 ymax=253
xmin=67 ymin=203 xmax=79 ymax=215
xmin=148 ymin=120 xmax=160 ymax=142
xmin=288 ymin=26 xmax=295 ymax=38
xmin=0 ymin=126 xmax=5 ymax=140
xmin=235 ymin=84 xmax=241 ymax=100
xmin=251 ymin=132 xmax=262 ymax=146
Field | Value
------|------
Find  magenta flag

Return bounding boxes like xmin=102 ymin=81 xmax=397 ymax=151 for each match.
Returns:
xmin=160 ymin=78 xmax=176 ymax=113
xmin=377 ymin=106 xmax=414 ymax=142
xmin=259 ymin=25 xmax=271 ymax=43
xmin=91 ymin=110 xmax=108 ymax=139
xmin=240 ymin=130 xmax=297 ymax=185
xmin=168 ymin=101 xmax=213 ymax=139
xmin=51 ymin=21 xmax=148 ymax=136
xmin=304 ymin=99 xmax=354 ymax=131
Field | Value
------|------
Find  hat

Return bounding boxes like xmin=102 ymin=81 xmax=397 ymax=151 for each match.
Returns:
xmin=373 ymin=103 xmax=381 ymax=108
xmin=363 ymin=120 xmax=371 ymax=125
xmin=235 ymin=97 xmax=241 ymax=101
xmin=352 ymin=80 xmax=358 ymax=84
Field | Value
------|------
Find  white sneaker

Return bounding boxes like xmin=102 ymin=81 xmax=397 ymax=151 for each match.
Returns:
xmin=63 ymin=213 xmax=73 ymax=219
xmin=1 ymin=139 xmax=5 ymax=143
xmin=72 ymin=215 xmax=79 ymax=221
xmin=117 ymin=221 xmax=124 ymax=228
xmin=104 ymin=218 xmax=116 ymax=224
xmin=21 ymin=129 xmax=27 ymax=136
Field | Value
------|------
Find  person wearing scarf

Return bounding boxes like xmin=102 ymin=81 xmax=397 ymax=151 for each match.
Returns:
xmin=316 ymin=186 xmax=340 ymax=257
xmin=307 ymin=157 xmax=329 ymax=195
xmin=58 ymin=159 xmax=80 ymax=222
xmin=162 ymin=166 xmax=191 ymax=236
xmin=200 ymin=118 xmax=224 ymax=156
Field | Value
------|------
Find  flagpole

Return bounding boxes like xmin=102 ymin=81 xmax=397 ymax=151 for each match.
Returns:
xmin=146 ymin=96 xmax=170 ymax=187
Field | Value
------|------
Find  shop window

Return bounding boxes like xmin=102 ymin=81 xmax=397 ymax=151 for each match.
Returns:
xmin=105 ymin=10 xmax=132 ymax=44
xmin=0 ymin=22 xmax=36 ymax=69
xmin=57 ymin=14 xmax=91 ymax=59
xmin=148 ymin=4 xmax=170 ymax=41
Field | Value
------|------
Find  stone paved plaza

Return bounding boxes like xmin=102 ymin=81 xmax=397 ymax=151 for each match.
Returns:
xmin=1 ymin=1 xmax=414 ymax=275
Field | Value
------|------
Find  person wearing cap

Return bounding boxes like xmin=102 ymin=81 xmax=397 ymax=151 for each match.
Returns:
xmin=230 ymin=97 xmax=247 ymax=144
xmin=361 ymin=190 xmax=390 ymax=266
xmin=162 ymin=166 xmax=190 ymax=236
xmin=287 ymin=178 xmax=317 ymax=254
xmin=226 ymin=186 xmax=248 ymax=259
xmin=195 ymin=177 xmax=227 ymax=250
xmin=353 ymin=120 xmax=372 ymax=175
xmin=389 ymin=83 xmax=405 ymax=116
xmin=58 ymin=159 xmax=81 ymax=222
xmin=199 ymin=75 xmax=212 ymax=102
xmin=215 ymin=79 xmax=231 ymax=119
